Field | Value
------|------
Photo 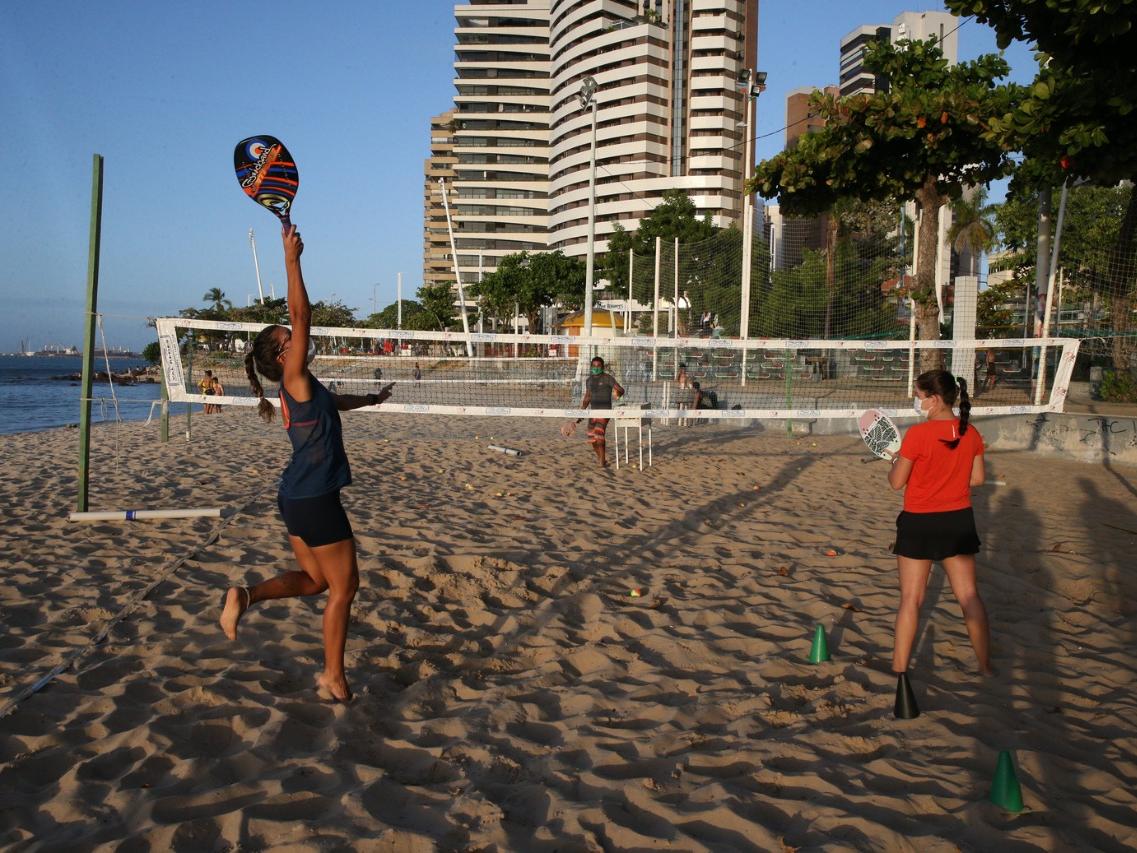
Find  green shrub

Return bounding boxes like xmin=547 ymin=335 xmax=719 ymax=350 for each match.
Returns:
xmin=1099 ymin=369 xmax=1137 ymax=403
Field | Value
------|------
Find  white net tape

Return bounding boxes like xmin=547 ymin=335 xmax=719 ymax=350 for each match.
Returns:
xmin=156 ymin=318 xmax=1079 ymax=420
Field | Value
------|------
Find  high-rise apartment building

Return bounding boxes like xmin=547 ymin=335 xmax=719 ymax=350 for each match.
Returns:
xmin=430 ymin=0 xmax=757 ymax=285
xmin=785 ymin=85 xmax=838 ymax=149
xmin=839 ymin=11 xmax=957 ymax=98
xmin=423 ymin=110 xmax=458 ymax=287
xmin=451 ymin=0 xmax=552 ymax=284
xmin=548 ymin=0 xmax=757 ymax=257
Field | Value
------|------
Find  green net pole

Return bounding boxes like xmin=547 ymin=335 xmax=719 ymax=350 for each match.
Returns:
xmin=76 ymin=154 xmax=104 ymax=513
xmin=186 ymin=330 xmax=194 ymax=441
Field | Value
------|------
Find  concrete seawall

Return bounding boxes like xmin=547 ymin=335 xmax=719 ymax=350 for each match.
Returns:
xmin=782 ymin=411 xmax=1137 ymax=467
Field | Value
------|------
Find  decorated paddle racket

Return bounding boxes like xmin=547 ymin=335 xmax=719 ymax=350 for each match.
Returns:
xmin=560 ymin=419 xmax=581 ymax=438
xmin=234 ymin=135 xmax=299 ymax=227
xmin=858 ymin=408 xmax=901 ymax=460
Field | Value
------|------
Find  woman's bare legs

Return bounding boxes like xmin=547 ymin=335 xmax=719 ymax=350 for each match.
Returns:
xmin=219 ymin=535 xmax=360 ymax=701
xmin=893 ymin=557 xmax=932 ymax=673
xmin=219 ymin=535 xmax=328 ymax=640
xmin=941 ymin=554 xmax=993 ymax=675
xmin=307 ymin=537 xmax=360 ymax=701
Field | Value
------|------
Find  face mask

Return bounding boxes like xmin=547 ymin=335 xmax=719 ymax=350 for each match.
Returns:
xmin=591 ymin=366 xmax=602 ymax=375
xmin=913 ymin=396 xmax=927 ymax=417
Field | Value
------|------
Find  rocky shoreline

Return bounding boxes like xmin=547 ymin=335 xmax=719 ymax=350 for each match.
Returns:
xmin=52 ymin=366 xmax=159 ymax=385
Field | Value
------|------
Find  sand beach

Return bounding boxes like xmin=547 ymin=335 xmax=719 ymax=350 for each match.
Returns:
xmin=1 ymin=412 xmax=1135 ymax=851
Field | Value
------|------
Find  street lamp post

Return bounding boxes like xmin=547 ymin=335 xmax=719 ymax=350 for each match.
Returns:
xmin=580 ymin=76 xmax=599 ymax=343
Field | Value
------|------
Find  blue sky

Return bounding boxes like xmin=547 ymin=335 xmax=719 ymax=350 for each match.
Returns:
xmin=0 ymin=2 xmax=1036 ymax=352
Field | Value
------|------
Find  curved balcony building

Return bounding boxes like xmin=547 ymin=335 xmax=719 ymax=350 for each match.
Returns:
xmin=548 ymin=0 xmax=756 ymax=256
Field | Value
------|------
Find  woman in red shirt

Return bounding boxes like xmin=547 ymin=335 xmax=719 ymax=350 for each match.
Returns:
xmin=887 ymin=370 xmax=993 ymax=680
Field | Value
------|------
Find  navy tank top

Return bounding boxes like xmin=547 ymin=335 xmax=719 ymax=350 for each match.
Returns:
xmin=278 ymin=376 xmax=351 ymax=499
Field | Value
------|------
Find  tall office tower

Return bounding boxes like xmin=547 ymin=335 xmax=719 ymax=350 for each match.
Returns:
xmin=785 ymin=85 xmax=838 ymax=150
xmin=423 ymin=110 xmax=458 ymax=287
xmin=451 ymin=0 xmax=553 ymax=283
xmin=838 ymin=25 xmax=891 ymax=97
xmin=839 ymin=11 xmax=958 ymax=98
xmin=547 ymin=0 xmax=757 ymax=257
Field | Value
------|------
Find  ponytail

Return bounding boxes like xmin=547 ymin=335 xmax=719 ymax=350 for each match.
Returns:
xmin=245 ymin=351 xmax=275 ymax=423
xmin=956 ymin=376 xmax=971 ymax=436
xmin=243 ymin=325 xmax=289 ymax=423
xmin=915 ymin=369 xmax=971 ymax=450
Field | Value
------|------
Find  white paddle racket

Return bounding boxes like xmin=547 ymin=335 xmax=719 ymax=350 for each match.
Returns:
xmin=858 ymin=408 xmax=901 ymax=460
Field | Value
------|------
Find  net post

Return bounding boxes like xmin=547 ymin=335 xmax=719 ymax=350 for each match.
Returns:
xmin=652 ymin=236 xmax=661 ymax=379
xmin=907 ymin=297 xmax=917 ymax=396
xmin=76 ymin=153 xmax=104 ymax=514
xmin=626 ymin=249 xmax=633 ymax=333
xmin=1035 ymin=180 xmax=1069 ymax=405
xmin=673 ymin=237 xmax=679 ymax=377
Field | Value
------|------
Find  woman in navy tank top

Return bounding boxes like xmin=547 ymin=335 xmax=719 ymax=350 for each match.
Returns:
xmin=220 ymin=225 xmax=394 ymax=703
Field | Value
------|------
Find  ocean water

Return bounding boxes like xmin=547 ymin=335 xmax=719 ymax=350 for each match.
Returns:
xmin=0 ymin=355 xmax=190 ymax=435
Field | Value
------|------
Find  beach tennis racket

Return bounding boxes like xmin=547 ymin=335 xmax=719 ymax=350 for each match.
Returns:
xmin=858 ymin=408 xmax=901 ymax=460
xmin=234 ymin=135 xmax=299 ymax=227
xmin=560 ymin=419 xmax=580 ymax=438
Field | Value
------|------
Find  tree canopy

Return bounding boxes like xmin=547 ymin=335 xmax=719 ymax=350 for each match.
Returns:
xmin=467 ymin=250 xmax=584 ymax=334
xmin=946 ymin=0 xmax=1137 ymax=185
xmin=601 ymin=190 xmax=716 ymax=295
xmin=750 ymin=38 xmax=1022 ymax=363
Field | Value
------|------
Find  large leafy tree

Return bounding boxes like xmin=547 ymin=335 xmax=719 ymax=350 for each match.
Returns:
xmin=363 ymin=299 xmax=437 ymax=332
xmin=417 ymin=281 xmax=457 ymax=331
xmin=468 ymin=250 xmax=584 ymax=334
xmin=995 ymin=184 xmax=1132 ymax=335
xmin=601 ymin=190 xmax=716 ymax=296
xmin=309 ymin=299 xmax=357 ymax=329
xmin=750 ymin=38 xmax=1021 ymax=367
xmin=945 ymin=0 xmax=1137 ymax=369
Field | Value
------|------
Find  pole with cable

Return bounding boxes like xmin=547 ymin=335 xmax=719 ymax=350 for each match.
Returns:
xmin=580 ymin=76 xmax=599 ymax=348
xmin=249 ymin=229 xmax=265 ymax=304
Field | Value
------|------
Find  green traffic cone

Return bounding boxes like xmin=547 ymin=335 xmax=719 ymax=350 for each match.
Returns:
xmin=808 ymin=624 xmax=830 ymax=663
xmin=989 ymin=750 xmax=1024 ymax=813
xmin=894 ymin=672 xmax=920 ymax=719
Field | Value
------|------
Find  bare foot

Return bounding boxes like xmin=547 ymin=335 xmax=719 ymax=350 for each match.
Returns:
xmin=316 ymin=673 xmax=353 ymax=704
xmin=219 ymin=587 xmax=249 ymax=641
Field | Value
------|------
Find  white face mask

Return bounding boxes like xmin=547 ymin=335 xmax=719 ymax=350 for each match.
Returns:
xmin=913 ymin=395 xmax=928 ymax=417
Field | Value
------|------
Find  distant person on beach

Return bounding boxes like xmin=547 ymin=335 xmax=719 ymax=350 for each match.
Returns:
xmin=676 ymin=363 xmax=692 ymax=389
xmin=984 ymin=348 xmax=997 ymax=393
xmin=887 ymin=370 xmax=993 ymax=679
xmin=221 ymin=225 xmax=394 ymax=704
xmin=199 ymin=370 xmax=216 ymax=413
xmin=413 ymin=362 xmax=422 ymax=382
xmin=209 ymin=373 xmax=224 ymax=413
xmin=579 ymin=355 xmax=624 ymax=468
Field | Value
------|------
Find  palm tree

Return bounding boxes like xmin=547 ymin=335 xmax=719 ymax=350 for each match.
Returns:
xmin=202 ymin=288 xmax=233 ymax=313
xmin=949 ymin=188 xmax=997 ymax=269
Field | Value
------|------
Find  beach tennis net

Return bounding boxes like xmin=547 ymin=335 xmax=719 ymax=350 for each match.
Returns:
xmin=156 ymin=319 xmax=1079 ymax=420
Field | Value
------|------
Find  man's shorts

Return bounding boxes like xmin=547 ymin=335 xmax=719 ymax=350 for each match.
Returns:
xmin=587 ymin=417 xmax=609 ymax=444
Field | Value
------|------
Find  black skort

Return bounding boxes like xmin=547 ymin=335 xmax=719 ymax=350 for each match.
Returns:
xmin=892 ymin=507 xmax=980 ymax=561
xmin=277 ymin=490 xmax=353 ymax=548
